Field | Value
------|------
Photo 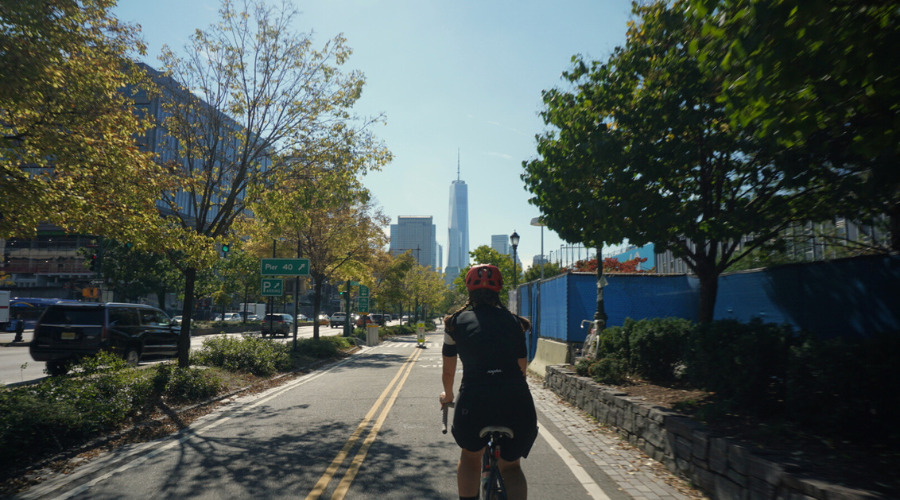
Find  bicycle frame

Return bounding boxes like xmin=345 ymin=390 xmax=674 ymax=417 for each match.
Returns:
xmin=479 ymin=426 xmax=514 ymax=500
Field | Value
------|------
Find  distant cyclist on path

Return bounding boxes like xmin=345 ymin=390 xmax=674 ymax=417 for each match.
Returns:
xmin=440 ymin=264 xmax=538 ymax=500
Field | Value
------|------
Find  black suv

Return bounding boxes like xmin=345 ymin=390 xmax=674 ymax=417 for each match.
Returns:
xmin=261 ymin=313 xmax=294 ymax=337
xmin=30 ymin=302 xmax=177 ymax=375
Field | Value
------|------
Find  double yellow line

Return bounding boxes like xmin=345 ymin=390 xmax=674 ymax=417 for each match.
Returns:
xmin=305 ymin=346 xmax=423 ymax=500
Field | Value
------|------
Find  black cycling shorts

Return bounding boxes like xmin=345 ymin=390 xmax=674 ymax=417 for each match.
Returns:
xmin=451 ymin=380 xmax=538 ymax=461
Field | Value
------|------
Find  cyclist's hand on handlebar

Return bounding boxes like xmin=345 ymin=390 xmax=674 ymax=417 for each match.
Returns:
xmin=439 ymin=391 xmax=454 ymax=408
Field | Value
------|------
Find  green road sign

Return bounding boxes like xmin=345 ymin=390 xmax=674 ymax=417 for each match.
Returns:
xmin=358 ymin=285 xmax=369 ymax=312
xmin=261 ymin=258 xmax=309 ymax=276
xmin=261 ymin=278 xmax=284 ymax=296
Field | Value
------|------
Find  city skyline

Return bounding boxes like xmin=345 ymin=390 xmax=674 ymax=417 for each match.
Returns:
xmin=111 ymin=1 xmax=636 ymax=272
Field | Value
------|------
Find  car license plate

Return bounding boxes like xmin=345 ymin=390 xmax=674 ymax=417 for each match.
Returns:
xmin=61 ymin=331 xmax=76 ymax=340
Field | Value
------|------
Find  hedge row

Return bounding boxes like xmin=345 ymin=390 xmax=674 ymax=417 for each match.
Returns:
xmin=576 ymin=318 xmax=900 ymax=442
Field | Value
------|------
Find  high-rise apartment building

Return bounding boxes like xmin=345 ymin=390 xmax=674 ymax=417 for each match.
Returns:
xmin=390 ymin=216 xmax=437 ymax=269
xmin=445 ymin=159 xmax=469 ymax=284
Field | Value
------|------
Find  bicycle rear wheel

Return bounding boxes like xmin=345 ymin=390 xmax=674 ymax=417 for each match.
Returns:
xmin=481 ymin=468 xmax=507 ymax=500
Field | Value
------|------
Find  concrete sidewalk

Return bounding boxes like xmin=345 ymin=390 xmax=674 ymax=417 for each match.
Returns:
xmin=528 ymin=377 xmax=707 ymax=499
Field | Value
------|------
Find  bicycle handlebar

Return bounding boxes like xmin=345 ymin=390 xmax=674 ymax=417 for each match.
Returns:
xmin=441 ymin=402 xmax=455 ymax=434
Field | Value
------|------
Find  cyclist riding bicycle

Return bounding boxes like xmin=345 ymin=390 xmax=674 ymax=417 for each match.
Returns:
xmin=440 ymin=264 xmax=538 ymax=500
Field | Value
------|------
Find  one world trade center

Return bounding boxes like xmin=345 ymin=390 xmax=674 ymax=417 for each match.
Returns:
xmin=445 ymin=157 xmax=469 ymax=285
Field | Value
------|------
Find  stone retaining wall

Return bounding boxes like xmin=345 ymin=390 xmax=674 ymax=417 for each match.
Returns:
xmin=543 ymin=365 xmax=882 ymax=500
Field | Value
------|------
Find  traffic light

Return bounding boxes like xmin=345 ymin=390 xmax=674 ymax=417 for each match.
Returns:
xmin=89 ymin=254 xmax=98 ymax=271
xmin=221 ymin=243 xmax=230 ymax=256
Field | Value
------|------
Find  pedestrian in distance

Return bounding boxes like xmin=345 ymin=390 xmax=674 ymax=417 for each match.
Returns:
xmin=440 ymin=264 xmax=538 ymax=500
xmin=13 ymin=313 xmax=24 ymax=343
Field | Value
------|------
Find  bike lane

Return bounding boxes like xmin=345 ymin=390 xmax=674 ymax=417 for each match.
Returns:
xmin=16 ymin=333 xmax=701 ymax=499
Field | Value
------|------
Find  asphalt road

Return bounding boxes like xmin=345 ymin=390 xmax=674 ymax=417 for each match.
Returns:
xmin=12 ymin=333 xmax=626 ymax=499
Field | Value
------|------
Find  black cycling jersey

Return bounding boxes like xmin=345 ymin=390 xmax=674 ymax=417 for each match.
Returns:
xmin=442 ymin=304 xmax=527 ymax=385
xmin=442 ymin=303 xmax=538 ymax=460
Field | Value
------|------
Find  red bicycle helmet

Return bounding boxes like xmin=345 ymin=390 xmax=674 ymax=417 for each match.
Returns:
xmin=465 ymin=264 xmax=503 ymax=292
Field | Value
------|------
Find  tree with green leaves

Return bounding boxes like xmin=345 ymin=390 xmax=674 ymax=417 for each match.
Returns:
xmin=407 ymin=264 xmax=447 ymax=323
xmin=372 ymin=251 xmax=417 ymax=318
xmin=152 ymin=0 xmax=383 ymax=363
xmin=1 ymin=0 xmax=167 ymax=240
xmin=523 ymin=0 xmax=823 ymax=323
xmin=451 ymin=246 xmax=521 ymax=308
xmin=689 ymin=0 xmax=899 ymax=251
xmin=246 ymin=171 xmax=389 ymax=340
xmin=86 ymin=240 xmax=182 ymax=306
xmin=522 ymin=261 xmax=564 ymax=283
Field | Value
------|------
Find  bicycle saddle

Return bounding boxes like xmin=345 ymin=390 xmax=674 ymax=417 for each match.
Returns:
xmin=479 ymin=426 xmax=514 ymax=439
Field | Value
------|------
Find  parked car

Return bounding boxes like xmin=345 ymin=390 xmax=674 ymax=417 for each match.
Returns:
xmin=214 ymin=312 xmax=241 ymax=322
xmin=296 ymin=313 xmax=308 ymax=322
xmin=368 ymin=314 xmax=385 ymax=326
xmin=30 ymin=302 xmax=177 ymax=376
xmin=330 ymin=312 xmax=347 ymax=328
xmin=261 ymin=313 xmax=294 ymax=337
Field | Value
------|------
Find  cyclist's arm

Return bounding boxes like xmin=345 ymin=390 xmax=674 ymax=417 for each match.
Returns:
xmin=441 ymin=354 xmax=457 ymax=404
xmin=441 ymin=332 xmax=458 ymax=404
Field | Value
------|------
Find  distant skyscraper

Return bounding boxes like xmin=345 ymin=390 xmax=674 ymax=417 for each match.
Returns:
xmin=491 ymin=234 xmax=509 ymax=256
xmin=390 ymin=216 xmax=437 ymax=269
xmin=446 ymin=153 xmax=469 ymax=284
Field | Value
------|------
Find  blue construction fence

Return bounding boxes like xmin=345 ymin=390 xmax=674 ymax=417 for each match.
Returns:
xmin=515 ymin=254 xmax=900 ymax=359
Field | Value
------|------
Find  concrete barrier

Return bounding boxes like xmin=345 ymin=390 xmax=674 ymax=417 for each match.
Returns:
xmin=527 ymin=337 xmax=571 ymax=377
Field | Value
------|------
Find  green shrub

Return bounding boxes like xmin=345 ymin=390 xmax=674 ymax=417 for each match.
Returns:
xmin=192 ymin=335 xmax=292 ymax=376
xmin=384 ymin=324 xmax=416 ymax=336
xmin=682 ymin=319 xmax=796 ymax=416
xmin=589 ymin=358 xmax=628 ymax=385
xmin=596 ymin=325 xmax=630 ymax=362
xmin=627 ymin=317 xmax=692 ymax=383
xmin=151 ymin=363 xmax=223 ymax=404
xmin=0 ymin=353 xmax=154 ymax=469
xmin=786 ymin=332 xmax=900 ymax=440
xmin=294 ymin=336 xmax=352 ymax=359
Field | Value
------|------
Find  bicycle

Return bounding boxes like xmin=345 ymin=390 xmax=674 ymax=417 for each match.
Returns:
xmin=478 ymin=425 xmax=514 ymax=500
xmin=442 ymin=402 xmax=514 ymax=500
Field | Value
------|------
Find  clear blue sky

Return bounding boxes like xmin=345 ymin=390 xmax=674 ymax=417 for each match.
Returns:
xmin=113 ymin=0 xmax=634 ymax=270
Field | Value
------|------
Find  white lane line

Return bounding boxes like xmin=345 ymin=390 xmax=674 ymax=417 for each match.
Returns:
xmin=539 ymin=426 xmax=612 ymax=500
xmin=36 ymin=359 xmax=355 ymax=500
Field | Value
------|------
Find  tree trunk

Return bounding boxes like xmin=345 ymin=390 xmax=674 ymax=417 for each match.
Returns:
xmin=312 ymin=274 xmax=323 ymax=341
xmin=594 ymin=245 xmax=608 ymax=331
xmin=177 ymin=267 xmax=197 ymax=367
xmin=695 ymin=260 xmax=719 ymax=324
xmin=889 ymin=201 xmax=900 ymax=252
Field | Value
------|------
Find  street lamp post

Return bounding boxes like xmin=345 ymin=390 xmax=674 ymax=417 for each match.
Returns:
xmin=529 ymin=218 xmax=545 ymax=359
xmin=529 ymin=218 xmax=545 ymax=280
xmin=509 ymin=231 xmax=520 ymax=310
